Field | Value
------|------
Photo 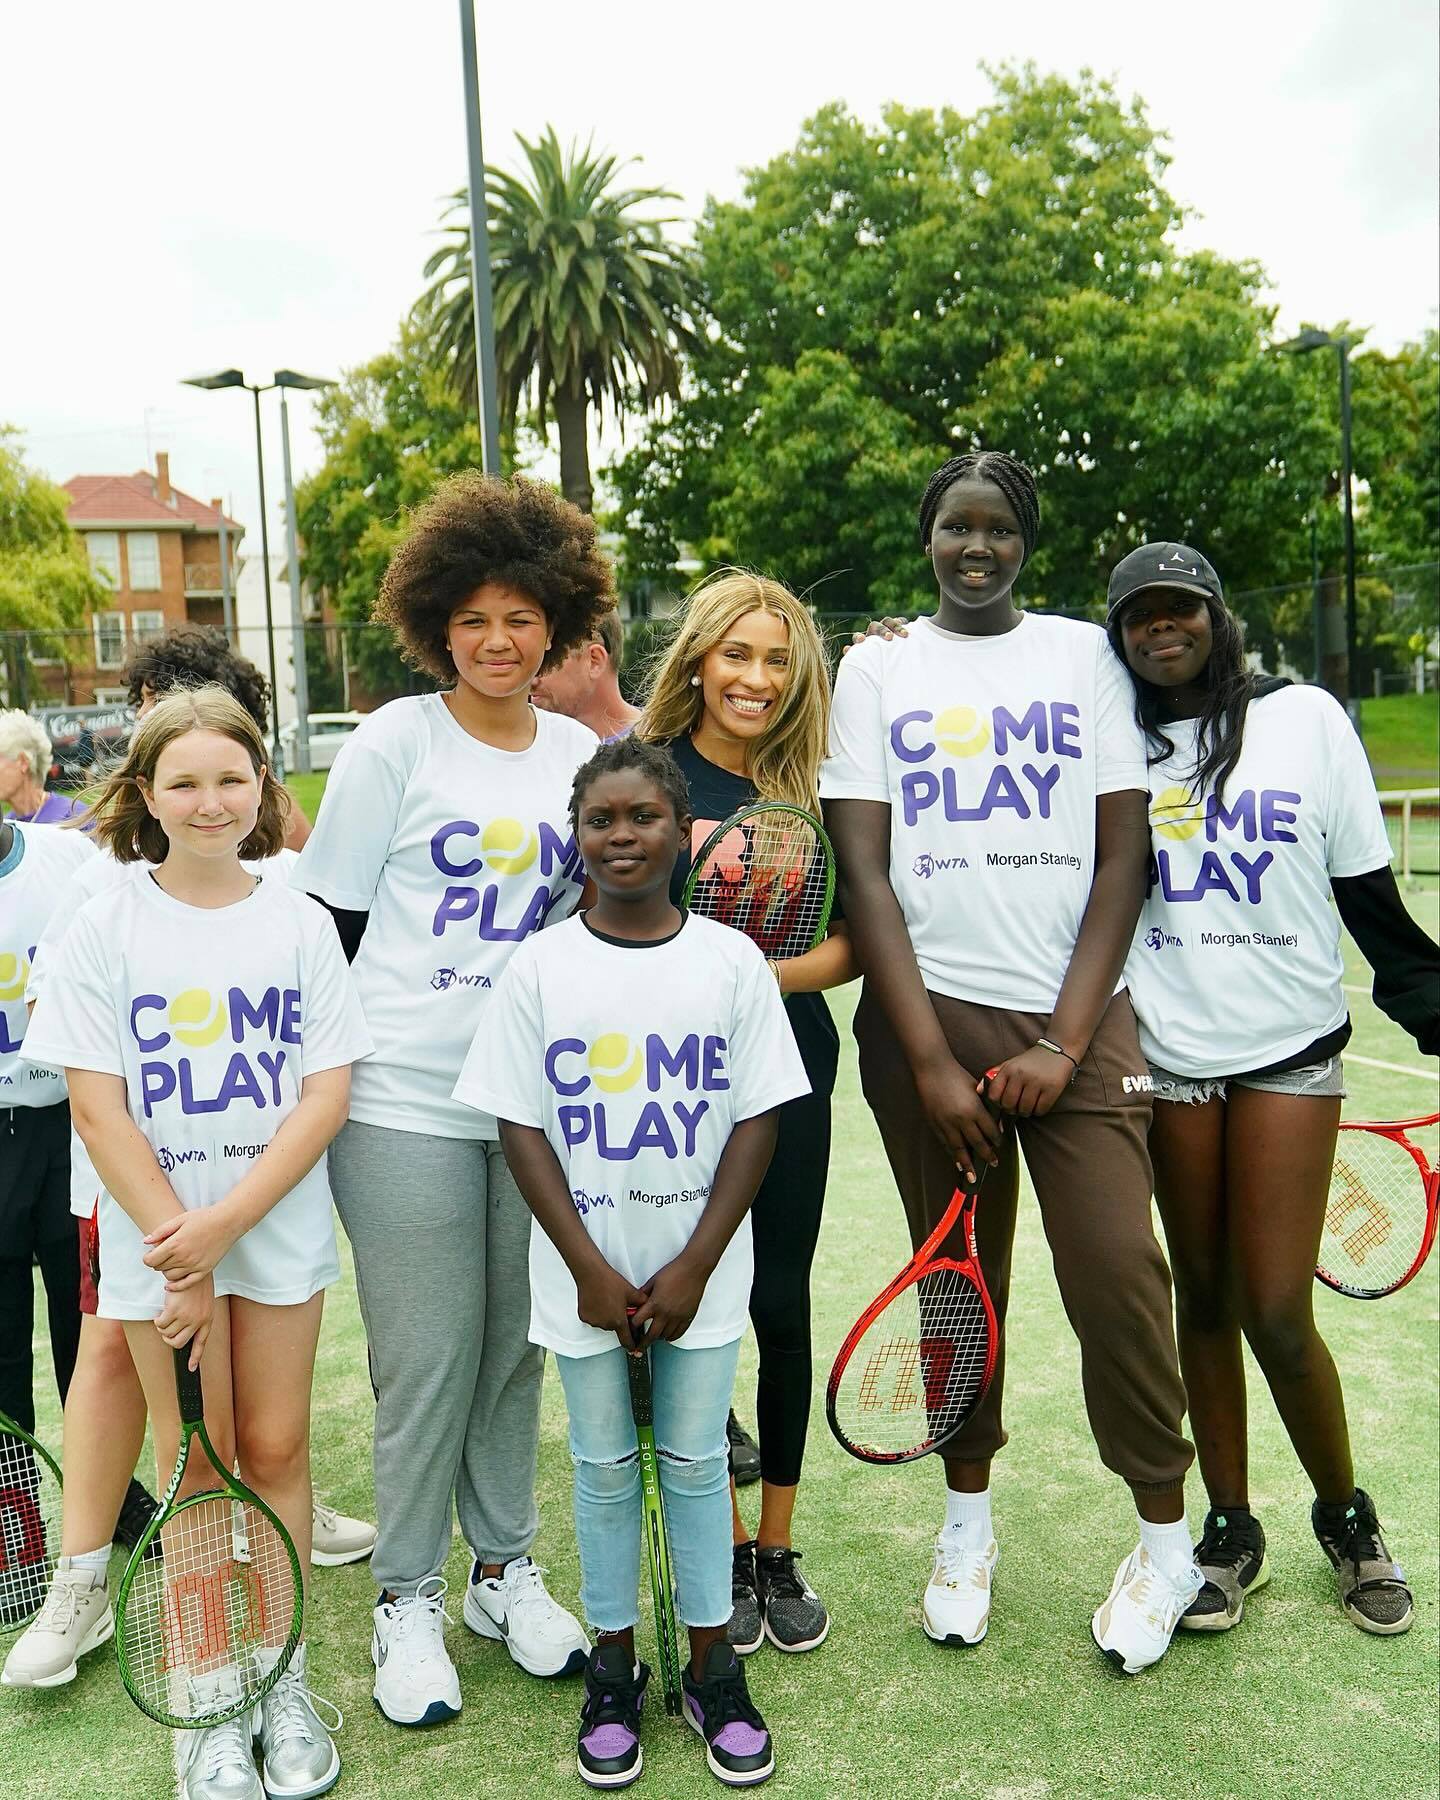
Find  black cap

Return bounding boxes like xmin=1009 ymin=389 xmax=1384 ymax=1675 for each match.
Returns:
xmin=1106 ymin=543 xmax=1222 ymax=623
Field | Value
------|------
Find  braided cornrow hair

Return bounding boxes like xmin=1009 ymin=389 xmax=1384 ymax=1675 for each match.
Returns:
xmin=917 ymin=452 xmax=1041 ymax=564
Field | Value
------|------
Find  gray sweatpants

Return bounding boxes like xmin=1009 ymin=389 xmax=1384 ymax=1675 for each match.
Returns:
xmin=329 ymin=1119 xmax=543 ymax=1594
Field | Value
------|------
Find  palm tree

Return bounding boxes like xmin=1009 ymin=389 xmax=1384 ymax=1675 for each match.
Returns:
xmin=416 ymin=127 xmax=703 ymax=514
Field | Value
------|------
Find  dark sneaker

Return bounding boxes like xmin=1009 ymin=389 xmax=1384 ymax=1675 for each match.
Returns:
xmin=682 ymin=1642 xmax=774 ymax=1787
xmin=727 ymin=1542 xmax=762 ymax=1656
xmin=114 ymin=1479 xmax=161 ymax=1558
xmin=755 ymin=1547 xmax=829 ymax=1653
xmin=577 ymin=1643 xmax=649 ymax=1789
xmin=1180 ymin=1508 xmax=1269 ymax=1632
xmin=726 ymin=1412 xmax=761 ymax=1488
xmin=1312 ymin=1489 xmax=1414 ymax=1635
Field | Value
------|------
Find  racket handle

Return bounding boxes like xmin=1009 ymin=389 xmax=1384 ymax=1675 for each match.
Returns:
xmin=624 ymin=1309 xmax=654 ymax=1423
xmin=172 ymin=1346 xmax=205 ymax=1426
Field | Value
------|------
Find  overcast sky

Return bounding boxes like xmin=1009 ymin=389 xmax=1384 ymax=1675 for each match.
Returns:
xmin=4 ymin=0 xmax=1435 ymax=546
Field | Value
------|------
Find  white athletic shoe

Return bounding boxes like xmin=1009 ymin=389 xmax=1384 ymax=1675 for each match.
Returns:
xmin=371 ymin=1577 xmax=462 ymax=1727
xmin=174 ymin=1666 xmax=263 ymax=1799
xmin=1 ymin=1558 xmax=114 ymax=1688
xmin=1091 ymin=1545 xmax=1203 ymax=1674
xmin=463 ymin=1554 xmax=590 ymax=1677
xmin=922 ymin=1532 xmax=998 ymax=1646
xmin=309 ymin=1500 xmax=376 ymax=1568
xmin=253 ymin=1642 xmax=342 ymax=1797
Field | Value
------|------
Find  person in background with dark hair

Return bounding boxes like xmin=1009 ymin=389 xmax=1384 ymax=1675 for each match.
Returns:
xmin=125 ymin=626 xmax=312 ymax=850
xmin=1107 ymin=542 xmax=1438 ymax=1641
xmin=823 ymin=452 xmax=1200 ymax=1675
xmin=295 ymin=472 xmax=613 ymax=1728
xmin=531 ymin=609 xmax=642 ymax=742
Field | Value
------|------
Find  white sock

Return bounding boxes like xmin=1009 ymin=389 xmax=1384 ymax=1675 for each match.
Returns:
xmin=68 ymin=1545 xmax=111 ymax=1584
xmin=942 ymin=1488 xmax=993 ymax=1544
xmin=1138 ymin=1517 xmax=1193 ymax=1577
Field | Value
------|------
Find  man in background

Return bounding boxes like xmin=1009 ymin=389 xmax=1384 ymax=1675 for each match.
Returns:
xmin=530 ymin=610 xmax=641 ymax=740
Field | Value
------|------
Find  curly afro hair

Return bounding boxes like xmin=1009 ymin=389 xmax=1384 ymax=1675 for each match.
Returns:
xmin=123 ymin=627 xmax=269 ymax=733
xmin=373 ymin=473 xmax=617 ymax=683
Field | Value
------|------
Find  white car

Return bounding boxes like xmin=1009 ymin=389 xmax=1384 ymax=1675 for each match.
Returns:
xmin=279 ymin=711 xmax=364 ymax=772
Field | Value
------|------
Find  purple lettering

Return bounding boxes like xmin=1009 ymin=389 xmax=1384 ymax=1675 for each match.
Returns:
xmin=254 ymin=1050 xmax=287 ymax=1105
xmin=0 ymin=1012 xmax=22 ymax=1055
xmin=900 ymin=769 xmax=940 ymax=826
xmin=1050 ymin=701 xmax=1082 ymax=758
xmin=890 ymin=711 xmax=934 ymax=765
xmin=1019 ymin=763 xmax=1061 ymax=819
xmin=1230 ymin=849 xmax=1274 ymax=903
xmin=647 ymin=1033 xmax=699 ymax=1091
xmin=701 ymin=1036 xmax=730 ymax=1090
xmin=210 ymin=1054 xmax=266 ymax=1112
xmin=545 ymin=1039 xmax=588 ymax=1097
xmin=130 ymin=995 xmax=169 ymax=1052
xmin=537 ymin=821 xmax=582 ymax=881
xmin=280 ymin=991 xmax=302 ymax=1044
xmin=558 ymin=1104 xmax=591 ymax=1148
xmin=992 ymin=701 xmax=1047 ymax=755
xmin=229 ymin=987 xmax=280 ymax=1040
xmin=596 ymin=1101 xmax=678 ymax=1161
xmin=431 ymin=821 xmax=483 ymax=878
xmin=672 ymin=1098 xmax=709 ymax=1156
xmin=1155 ymin=848 xmax=1241 ymax=903
xmin=1260 ymin=791 xmax=1300 ymax=843
xmin=432 ymin=887 xmax=479 ymax=935
xmin=139 ymin=1061 xmax=175 ymax=1117
xmin=1206 ymin=789 xmax=1257 ymax=842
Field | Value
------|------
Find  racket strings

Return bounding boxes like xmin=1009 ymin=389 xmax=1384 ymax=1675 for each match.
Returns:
xmin=836 ymin=1268 xmax=990 ymax=1458
xmin=0 ymin=1428 xmax=61 ymax=1628
xmin=691 ymin=815 xmax=830 ymax=960
xmin=122 ymin=1494 xmax=297 ymax=1722
xmin=1320 ymin=1134 xmax=1430 ymax=1293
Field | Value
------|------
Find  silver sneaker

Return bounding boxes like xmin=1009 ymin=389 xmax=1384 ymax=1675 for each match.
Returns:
xmin=174 ymin=1666 xmax=263 ymax=1799
xmin=254 ymin=1642 xmax=342 ymax=1798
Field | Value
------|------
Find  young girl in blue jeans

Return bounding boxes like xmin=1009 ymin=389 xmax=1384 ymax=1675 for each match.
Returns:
xmin=454 ymin=737 xmax=808 ymax=1789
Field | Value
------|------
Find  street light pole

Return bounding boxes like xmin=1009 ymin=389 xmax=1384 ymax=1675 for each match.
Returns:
xmin=248 ymin=384 xmax=283 ymax=771
xmin=457 ymin=0 xmax=502 ymax=473
xmin=276 ymin=387 xmax=311 ymax=774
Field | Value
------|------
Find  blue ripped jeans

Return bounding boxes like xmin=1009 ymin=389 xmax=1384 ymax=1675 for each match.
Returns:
xmin=554 ymin=1338 xmax=739 ymax=1632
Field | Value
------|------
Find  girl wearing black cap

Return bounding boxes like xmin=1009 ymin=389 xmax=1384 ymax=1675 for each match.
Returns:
xmin=823 ymin=453 xmax=1200 ymax=1675
xmin=1107 ymin=543 xmax=1438 ymax=1639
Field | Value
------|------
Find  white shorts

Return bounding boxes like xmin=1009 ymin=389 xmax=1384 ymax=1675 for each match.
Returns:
xmin=96 ymin=1186 xmax=339 ymax=1319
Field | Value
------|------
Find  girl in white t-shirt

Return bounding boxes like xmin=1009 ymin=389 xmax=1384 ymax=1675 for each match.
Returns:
xmin=1107 ymin=541 xmax=1438 ymax=1641
xmin=454 ymin=736 xmax=808 ymax=1790
xmin=293 ymin=473 xmax=612 ymax=1723
xmin=22 ymin=687 xmax=371 ymax=1800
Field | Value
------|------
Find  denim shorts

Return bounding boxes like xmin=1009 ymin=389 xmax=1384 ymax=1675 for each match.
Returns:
xmin=1148 ymin=1054 xmax=1347 ymax=1107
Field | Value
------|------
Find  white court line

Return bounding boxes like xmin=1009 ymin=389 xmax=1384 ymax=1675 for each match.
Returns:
xmin=1342 ymin=983 xmax=1368 ymax=995
xmin=1346 ymin=1052 xmax=1439 ymax=1082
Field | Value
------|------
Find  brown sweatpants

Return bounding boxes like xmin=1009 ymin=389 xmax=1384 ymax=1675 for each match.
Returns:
xmin=855 ymin=986 xmax=1193 ymax=1494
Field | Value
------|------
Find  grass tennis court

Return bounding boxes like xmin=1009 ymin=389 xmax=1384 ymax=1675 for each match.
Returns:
xmin=7 ymin=866 xmax=1436 ymax=1799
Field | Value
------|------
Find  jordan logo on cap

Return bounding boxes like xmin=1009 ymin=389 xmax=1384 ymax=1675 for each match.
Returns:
xmin=1157 ymin=552 xmax=1201 ymax=577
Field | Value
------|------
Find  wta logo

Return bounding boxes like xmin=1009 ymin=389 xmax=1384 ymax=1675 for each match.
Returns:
xmin=913 ymin=853 xmax=970 ymax=879
xmin=1143 ymin=926 xmax=1183 ymax=950
xmin=431 ymin=817 xmax=582 ymax=943
xmin=544 ymin=1031 xmax=730 ymax=1162
xmin=129 ymin=985 xmax=301 ymax=1119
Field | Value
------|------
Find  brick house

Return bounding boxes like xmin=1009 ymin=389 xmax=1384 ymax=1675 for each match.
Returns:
xmin=55 ymin=453 xmax=243 ymax=703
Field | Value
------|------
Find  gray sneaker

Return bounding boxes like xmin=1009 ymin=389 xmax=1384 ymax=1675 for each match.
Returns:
xmin=726 ymin=1541 xmax=763 ymax=1655
xmin=756 ymin=1546 xmax=829 ymax=1653
xmin=1312 ymin=1489 xmax=1414 ymax=1635
xmin=254 ymin=1642 xmax=341 ymax=1797
xmin=1 ymin=1558 xmax=113 ymax=1687
xmin=1180 ymin=1508 xmax=1269 ymax=1632
xmin=174 ymin=1667 xmax=263 ymax=1799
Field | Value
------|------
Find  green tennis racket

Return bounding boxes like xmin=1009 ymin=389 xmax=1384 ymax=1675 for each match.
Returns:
xmin=0 ymin=1412 xmax=63 ymax=1634
xmin=682 ymin=803 xmax=836 ymax=960
xmin=114 ymin=1349 xmax=302 ymax=1728
xmin=625 ymin=1323 xmax=682 ymax=1714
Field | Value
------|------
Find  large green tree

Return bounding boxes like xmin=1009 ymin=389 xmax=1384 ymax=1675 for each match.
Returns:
xmin=415 ymin=127 xmax=702 ymax=515
xmin=0 ymin=431 xmax=107 ymax=703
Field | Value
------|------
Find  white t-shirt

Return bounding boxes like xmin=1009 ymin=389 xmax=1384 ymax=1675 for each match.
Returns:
xmin=23 ymin=867 xmax=372 ymax=1318
xmin=820 ymin=613 xmax=1147 ymax=1009
xmin=293 ymin=695 xmax=598 ymax=1138
xmin=0 ymin=822 xmax=97 ymax=1108
xmin=452 ymin=912 xmax=810 ymax=1357
xmin=26 ymin=848 xmax=299 ymax=1216
xmin=1123 ymin=683 xmax=1393 ymax=1078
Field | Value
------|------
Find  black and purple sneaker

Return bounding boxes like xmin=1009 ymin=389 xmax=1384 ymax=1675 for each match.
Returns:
xmin=681 ymin=1641 xmax=774 ymax=1787
xmin=577 ymin=1642 xmax=649 ymax=1789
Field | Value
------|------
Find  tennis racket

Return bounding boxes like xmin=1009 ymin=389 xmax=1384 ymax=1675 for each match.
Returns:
xmin=682 ymin=803 xmax=835 ymax=960
xmin=1316 ymin=1111 xmax=1439 ymax=1300
xmin=0 ymin=1413 xmax=63 ymax=1634
xmin=625 ymin=1319 xmax=682 ymax=1715
xmin=114 ymin=1349 xmax=302 ymax=1727
xmin=827 ymin=1169 xmax=998 ymax=1464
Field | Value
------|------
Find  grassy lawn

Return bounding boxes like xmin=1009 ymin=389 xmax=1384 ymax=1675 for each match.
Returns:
xmin=1361 ymin=692 xmax=1439 ymax=786
xmin=9 ymin=883 xmax=1438 ymax=1798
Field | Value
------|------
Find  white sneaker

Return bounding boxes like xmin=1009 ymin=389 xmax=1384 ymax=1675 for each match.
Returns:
xmin=1 ymin=1557 xmax=114 ymax=1687
xmin=310 ymin=1500 xmax=376 ymax=1568
xmin=371 ymin=1576 xmax=461 ymax=1726
xmin=254 ymin=1642 xmax=342 ymax=1797
xmin=1091 ymin=1545 xmax=1203 ymax=1674
xmin=922 ymin=1531 xmax=998 ymax=1646
xmin=174 ymin=1666 xmax=263 ymax=1799
xmin=463 ymin=1554 xmax=590 ymax=1677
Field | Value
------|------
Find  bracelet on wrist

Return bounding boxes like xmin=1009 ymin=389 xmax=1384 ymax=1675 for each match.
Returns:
xmin=1036 ymin=1036 xmax=1077 ymax=1067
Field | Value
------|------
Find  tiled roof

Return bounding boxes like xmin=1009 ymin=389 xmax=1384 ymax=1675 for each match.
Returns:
xmin=63 ymin=472 xmax=241 ymax=531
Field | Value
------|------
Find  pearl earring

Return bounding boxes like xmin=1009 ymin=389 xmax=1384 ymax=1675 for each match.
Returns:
xmin=690 ymin=675 xmax=701 ymax=687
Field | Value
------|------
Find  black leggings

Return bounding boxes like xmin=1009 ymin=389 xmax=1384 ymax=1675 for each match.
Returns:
xmin=0 ymin=1102 xmax=81 ymax=1434
xmin=745 ymin=1086 xmax=832 ymax=1487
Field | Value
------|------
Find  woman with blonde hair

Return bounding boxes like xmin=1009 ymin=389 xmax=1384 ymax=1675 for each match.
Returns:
xmin=639 ymin=568 xmax=854 ymax=1657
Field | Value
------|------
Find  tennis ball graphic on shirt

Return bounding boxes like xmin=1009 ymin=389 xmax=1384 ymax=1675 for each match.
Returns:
xmin=169 ymin=988 xmax=226 ymax=1047
xmin=934 ymin=705 xmax=992 ymax=759
xmin=1150 ymin=786 xmax=1205 ymax=841
xmin=0 ymin=952 xmax=27 ymax=1002
xmin=481 ymin=817 xmax=538 ymax=877
xmin=588 ymin=1033 xmax=643 ymax=1093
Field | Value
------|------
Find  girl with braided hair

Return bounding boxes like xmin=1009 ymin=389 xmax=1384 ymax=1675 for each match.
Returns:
xmin=823 ymin=451 xmax=1201 ymax=1674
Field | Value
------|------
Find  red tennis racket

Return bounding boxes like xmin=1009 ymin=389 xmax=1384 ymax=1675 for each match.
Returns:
xmin=1316 ymin=1111 xmax=1438 ymax=1300
xmin=827 ymin=1168 xmax=997 ymax=1464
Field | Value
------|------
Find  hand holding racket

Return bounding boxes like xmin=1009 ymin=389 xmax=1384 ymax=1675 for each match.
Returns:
xmin=683 ymin=803 xmax=835 ymax=962
xmin=828 ymin=1165 xmax=998 ymax=1464
xmin=115 ymin=1349 xmax=302 ymax=1728
xmin=624 ymin=1316 xmax=683 ymax=1715
xmin=1317 ymin=1111 xmax=1438 ymax=1300
xmin=0 ymin=1414 xmax=63 ymax=1634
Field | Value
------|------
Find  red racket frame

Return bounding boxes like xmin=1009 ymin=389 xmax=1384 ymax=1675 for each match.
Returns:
xmin=1317 ymin=1111 xmax=1439 ymax=1300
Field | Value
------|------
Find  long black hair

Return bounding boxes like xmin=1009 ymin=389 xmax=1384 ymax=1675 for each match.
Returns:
xmin=1107 ymin=598 xmax=1255 ymax=802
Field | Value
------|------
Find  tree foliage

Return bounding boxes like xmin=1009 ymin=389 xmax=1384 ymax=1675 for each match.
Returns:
xmin=0 ymin=430 xmax=107 ymax=699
